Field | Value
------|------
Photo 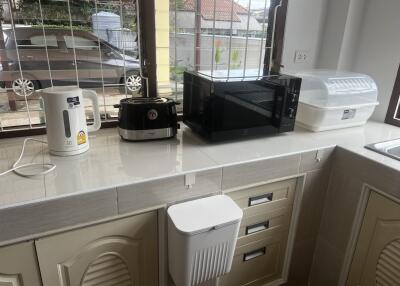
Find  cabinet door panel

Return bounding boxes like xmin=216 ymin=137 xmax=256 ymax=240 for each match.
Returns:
xmin=0 ymin=274 xmax=21 ymax=286
xmin=36 ymin=211 xmax=158 ymax=286
xmin=0 ymin=241 xmax=42 ymax=286
xmin=347 ymin=192 xmax=400 ymax=286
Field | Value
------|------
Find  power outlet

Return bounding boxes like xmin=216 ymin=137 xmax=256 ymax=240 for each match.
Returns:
xmin=294 ymin=50 xmax=309 ymax=63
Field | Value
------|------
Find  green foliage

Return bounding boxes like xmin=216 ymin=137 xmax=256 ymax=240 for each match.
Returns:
xmin=215 ymin=46 xmax=222 ymax=65
xmin=176 ymin=0 xmax=185 ymax=9
xmin=16 ymin=0 xmax=136 ymax=31
xmin=230 ymin=50 xmax=240 ymax=69
xmin=31 ymin=24 xmax=92 ymax=32
xmin=170 ymin=65 xmax=189 ymax=81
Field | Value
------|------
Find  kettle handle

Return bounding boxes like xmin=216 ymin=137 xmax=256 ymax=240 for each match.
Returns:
xmin=83 ymin=89 xmax=101 ymax=132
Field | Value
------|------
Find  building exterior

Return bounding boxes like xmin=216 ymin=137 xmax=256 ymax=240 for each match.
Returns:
xmin=173 ymin=0 xmax=263 ymax=37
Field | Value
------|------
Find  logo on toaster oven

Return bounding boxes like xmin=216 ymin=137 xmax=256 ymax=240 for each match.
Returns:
xmin=147 ymin=109 xmax=158 ymax=120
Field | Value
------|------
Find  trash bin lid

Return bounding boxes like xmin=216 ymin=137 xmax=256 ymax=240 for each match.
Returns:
xmin=167 ymin=195 xmax=243 ymax=235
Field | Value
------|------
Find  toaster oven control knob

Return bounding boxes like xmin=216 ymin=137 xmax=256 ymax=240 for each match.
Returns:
xmin=147 ymin=109 xmax=159 ymax=120
xmin=288 ymin=108 xmax=296 ymax=118
xmin=288 ymin=92 xmax=297 ymax=103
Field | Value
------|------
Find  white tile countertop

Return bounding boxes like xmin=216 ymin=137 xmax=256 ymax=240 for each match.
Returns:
xmin=1 ymin=121 xmax=400 ymax=209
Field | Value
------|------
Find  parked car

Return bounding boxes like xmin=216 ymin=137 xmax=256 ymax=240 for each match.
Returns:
xmin=0 ymin=27 xmax=141 ymax=97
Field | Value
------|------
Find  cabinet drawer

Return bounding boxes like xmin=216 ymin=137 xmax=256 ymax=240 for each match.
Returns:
xmin=219 ymin=231 xmax=288 ymax=286
xmin=226 ymin=179 xmax=296 ymax=215
xmin=237 ymin=207 xmax=292 ymax=247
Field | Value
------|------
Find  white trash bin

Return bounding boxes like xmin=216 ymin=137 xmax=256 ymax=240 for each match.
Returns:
xmin=168 ymin=195 xmax=243 ymax=286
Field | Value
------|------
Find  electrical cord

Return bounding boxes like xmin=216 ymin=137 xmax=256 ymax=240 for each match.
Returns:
xmin=0 ymin=138 xmax=56 ymax=178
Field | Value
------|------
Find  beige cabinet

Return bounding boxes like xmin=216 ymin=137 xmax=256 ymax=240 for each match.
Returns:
xmin=0 ymin=241 xmax=42 ymax=286
xmin=220 ymin=178 xmax=297 ymax=286
xmin=347 ymin=192 xmax=400 ymax=286
xmin=36 ymin=211 xmax=158 ymax=286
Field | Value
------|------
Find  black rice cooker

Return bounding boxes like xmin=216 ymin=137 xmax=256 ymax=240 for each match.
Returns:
xmin=114 ymin=97 xmax=179 ymax=141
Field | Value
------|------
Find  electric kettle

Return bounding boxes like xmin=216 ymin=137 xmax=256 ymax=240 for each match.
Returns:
xmin=40 ymin=86 xmax=101 ymax=156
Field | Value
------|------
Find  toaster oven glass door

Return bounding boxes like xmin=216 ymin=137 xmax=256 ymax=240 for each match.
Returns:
xmin=212 ymin=80 xmax=283 ymax=131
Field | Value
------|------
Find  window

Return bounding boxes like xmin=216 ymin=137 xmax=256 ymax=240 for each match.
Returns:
xmin=0 ymin=0 xmax=288 ymax=137
xmin=153 ymin=0 xmax=288 ymax=110
xmin=385 ymin=64 xmax=400 ymax=127
xmin=30 ymin=34 xmax=58 ymax=48
xmin=64 ymin=35 xmax=98 ymax=50
xmin=0 ymin=0 xmax=139 ymax=136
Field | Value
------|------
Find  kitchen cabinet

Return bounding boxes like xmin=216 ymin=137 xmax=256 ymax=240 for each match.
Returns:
xmin=0 ymin=241 xmax=42 ymax=286
xmin=347 ymin=191 xmax=400 ymax=286
xmin=219 ymin=178 xmax=297 ymax=286
xmin=35 ymin=211 xmax=158 ymax=286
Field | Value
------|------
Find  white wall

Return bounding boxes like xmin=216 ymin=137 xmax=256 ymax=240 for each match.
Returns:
xmin=281 ymin=0 xmax=328 ymax=73
xmin=352 ymin=0 xmax=400 ymax=122
xmin=282 ymin=0 xmax=400 ymax=122
xmin=316 ymin=0 xmax=350 ymax=69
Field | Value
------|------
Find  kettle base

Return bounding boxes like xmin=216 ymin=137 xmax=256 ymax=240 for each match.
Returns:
xmin=49 ymin=145 xmax=90 ymax=156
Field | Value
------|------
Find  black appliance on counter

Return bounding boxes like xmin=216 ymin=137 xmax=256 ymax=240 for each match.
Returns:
xmin=115 ymin=97 xmax=179 ymax=141
xmin=183 ymin=71 xmax=301 ymax=141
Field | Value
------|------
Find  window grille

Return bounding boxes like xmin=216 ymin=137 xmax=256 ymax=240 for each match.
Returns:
xmin=0 ymin=0 xmax=286 ymax=136
xmin=165 ymin=0 xmax=284 ymax=108
xmin=0 ymin=0 xmax=139 ymax=135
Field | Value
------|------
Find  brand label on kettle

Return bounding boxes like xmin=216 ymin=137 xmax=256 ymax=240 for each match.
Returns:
xmin=77 ymin=130 xmax=87 ymax=145
xmin=67 ymin=96 xmax=80 ymax=109
xmin=147 ymin=109 xmax=158 ymax=120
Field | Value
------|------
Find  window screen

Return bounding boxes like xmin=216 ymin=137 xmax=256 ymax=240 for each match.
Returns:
xmin=157 ymin=0 xmax=283 ymax=110
xmin=0 ymin=0 xmax=139 ymax=134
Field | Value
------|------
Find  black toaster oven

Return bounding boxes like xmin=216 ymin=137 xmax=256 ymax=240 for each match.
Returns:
xmin=183 ymin=71 xmax=302 ymax=141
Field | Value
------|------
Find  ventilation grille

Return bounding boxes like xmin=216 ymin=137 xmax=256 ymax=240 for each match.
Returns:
xmin=376 ymin=239 xmax=400 ymax=286
xmin=328 ymin=77 xmax=374 ymax=93
xmin=81 ymin=254 xmax=132 ymax=286
xmin=190 ymin=241 xmax=232 ymax=286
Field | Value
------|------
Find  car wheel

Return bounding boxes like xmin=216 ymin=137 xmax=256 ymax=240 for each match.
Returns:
xmin=12 ymin=78 xmax=37 ymax=97
xmin=124 ymin=73 xmax=142 ymax=93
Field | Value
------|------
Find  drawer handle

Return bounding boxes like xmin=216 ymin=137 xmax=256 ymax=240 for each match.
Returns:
xmin=248 ymin=193 xmax=273 ymax=207
xmin=243 ymin=247 xmax=266 ymax=262
xmin=245 ymin=220 xmax=270 ymax=235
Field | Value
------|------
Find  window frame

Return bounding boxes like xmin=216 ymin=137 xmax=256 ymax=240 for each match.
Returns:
xmin=265 ymin=0 xmax=288 ymax=75
xmin=385 ymin=64 xmax=400 ymax=127
xmin=0 ymin=0 xmax=289 ymax=138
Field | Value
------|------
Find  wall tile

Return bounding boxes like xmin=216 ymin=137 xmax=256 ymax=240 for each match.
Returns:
xmin=295 ymin=167 xmax=331 ymax=242
xmin=309 ymin=236 xmax=344 ymax=286
xmin=335 ymin=147 xmax=400 ymax=200
xmin=299 ymin=147 xmax=335 ymax=172
xmin=284 ymin=238 xmax=316 ymax=286
xmin=0 ymin=188 xmax=118 ymax=244
xmin=117 ymin=168 xmax=223 ymax=214
xmin=221 ymin=154 xmax=301 ymax=190
xmin=317 ymin=166 xmax=364 ymax=253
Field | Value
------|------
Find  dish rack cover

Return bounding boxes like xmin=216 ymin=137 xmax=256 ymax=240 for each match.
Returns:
xmin=167 ymin=195 xmax=243 ymax=286
xmin=295 ymin=70 xmax=379 ymax=131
